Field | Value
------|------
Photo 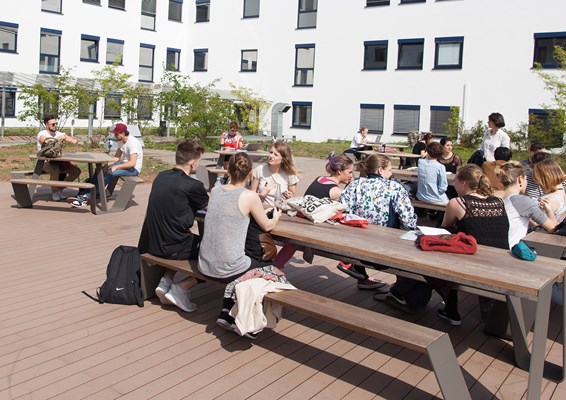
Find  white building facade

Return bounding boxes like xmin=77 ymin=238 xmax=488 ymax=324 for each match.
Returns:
xmin=1 ymin=0 xmax=565 ymax=142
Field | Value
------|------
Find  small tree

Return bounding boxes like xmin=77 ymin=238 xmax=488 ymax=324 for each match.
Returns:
xmin=229 ymin=83 xmax=270 ymax=134
xmin=458 ymin=120 xmax=485 ymax=149
xmin=443 ymin=106 xmax=463 ymax=141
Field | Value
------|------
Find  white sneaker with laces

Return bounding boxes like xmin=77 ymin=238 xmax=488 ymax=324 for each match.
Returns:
xmin=71 ymin=195 xmax=88 ymax=208
xmin=155 ymin=276 xmax=173 ymax=305
xmin=164 ymin=283 xmax=197 ymax=312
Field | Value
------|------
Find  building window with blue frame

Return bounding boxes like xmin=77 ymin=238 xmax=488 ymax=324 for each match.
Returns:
xmin=139 ymin=43 xmax=155 ymax=82
xmin=166 ymin=48 xmax=181 ymax=71
xmin=196 ymin=0 xmax=210 ymax=22
xmin=434 ymin=36 xmax=463 ymax=69
xmin=241 ymin=49 xmax=257 ymax=72
xmin=194 ymin=48 xmax=208 ymax=71
xmin=533 ymin=32 xmax=566 ymax=69
xmin=400 ymin=0 xmax=425 ymax=4
xmin=104 ymin=94 xmax=122 ymax=120
xmin=138 ymin=96 xmax=153 ymax=120
xmin=294 ymin=44 xmax=315 ymax=86
xmin=0 ymin=88 xmax=16 ymax=117
xmin=397 ymin=39 xmax=424 ymax=70
xmin=364 ymin=40 xmax=388 ymax=70
xmin=297 ymin=0 xmax=317 ymax=29
xmin=243 ymin=0 xmax=259 ymax=18
xmin=366 ymin=0 xmax=390 ymax=7
xmin=360 ymin=104 xmax=385 ymax=135
xmin=80 ymin=34 xmax=99 ymax=63
xmin=393 ymin=105 xmax=420 ymax=134
xmin=141 ymin=0 xmax=157 ymax=30
xmin=108 ymin=0 xmax=125 ymax=10
xmin=292 ymin=101 xmax=312 ymax=129
xmin=106 ymin=39 xmax=124 ymax=65
xmin=0 ymin=21 xmax=18 ymax=53
xmin=78 ymin=98 xmax=97 ymax=119
xmin=83 ymin=0 xmax=101 ymax=4
xmin=430 ymin=106 xmax=457 ymax=136
xmin=41 ymin=0 xmax=62 ymax=13
xmin=39 ymin=28 xmax=61 ymax=74
xmin=528 ymin=108 xmax=565 ymax=148
xmin=169 ymin=0 xmax=183 ymax=22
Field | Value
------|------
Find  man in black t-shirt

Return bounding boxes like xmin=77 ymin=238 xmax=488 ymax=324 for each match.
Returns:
xmin=138 ymin=140 xmax=209 ymax=312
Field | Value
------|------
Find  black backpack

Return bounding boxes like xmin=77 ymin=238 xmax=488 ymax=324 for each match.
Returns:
xmin=96 ymin=246 xmax=144 ymax=307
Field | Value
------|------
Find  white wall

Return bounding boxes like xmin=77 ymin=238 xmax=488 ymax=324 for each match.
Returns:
xmin=1 ymin=0 xmax=565 ymax=142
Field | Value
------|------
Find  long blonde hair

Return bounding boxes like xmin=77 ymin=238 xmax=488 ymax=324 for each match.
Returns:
xmin=358 ymin=154 xmax=391 ymax=177
xmin=272 ymin=140 xmax=298 ymax=176
xmin=455 ymin=164 xmax=493 ymax=196
xmin=533 ymin=159 xmax=565 ymax=194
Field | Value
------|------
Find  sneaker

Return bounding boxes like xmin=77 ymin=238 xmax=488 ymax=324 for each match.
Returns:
xmin=357 ymin=278 xmax=387 ymax=290
xmin=337 ymin=262 xmax=366 ymax=280
xmin=52 ymin=191 xmax=61 ymax=201
xmin=71 ymin=195 xmax=88 ymax=208
xmin=243 ymin=331 xmax=258 ymax=340
xmin=155 ymin=276 xmax=173 ymax=305
xmin=216 ymin=309 xmax=237 ymax=331
xmin=57 ymin=189 xmax=67 ymax=200
xmin=164 ymin=283 xmax=197 ymax=312
xmin=437 ymin=308 xmax=462 ymax=326
xmin=385 ymin=291 xmax=414 ymax=314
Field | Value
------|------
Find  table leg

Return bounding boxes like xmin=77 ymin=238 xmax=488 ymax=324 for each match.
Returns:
xmin=94 ymin=163 xmax=108 ymax=213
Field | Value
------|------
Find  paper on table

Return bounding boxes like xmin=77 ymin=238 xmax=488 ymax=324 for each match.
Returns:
xmin=400 ymin=231 xmax=419 ymax=241
xmin=417 ymin=226 xmax=451 ymax=235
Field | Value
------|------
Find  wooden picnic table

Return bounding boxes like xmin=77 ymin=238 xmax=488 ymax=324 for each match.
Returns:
xmin=523 ymin=230 xmax=566 ymax=259
xmin=213 ymin=149 xmax=270 ymax=167
xmin=391 ymin=168 xmax=456 ymax=185
xmin=270 ymin=214 xmax=566 ymax=400
xmin=367 ymin=142 xmax=410 ymax=151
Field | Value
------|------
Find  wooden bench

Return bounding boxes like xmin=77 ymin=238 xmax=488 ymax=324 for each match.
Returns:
xmin=140 ymin=253 xmax=470 ymax=399
xmin=10 ymin=170 xmax=48 ymax=179
xmin=105 ymin=175 xmax=144 ymax=213
xmin=411 ymin=199 xmax=447 ymax=212
xmin=10 ymin=178 xmax=96 ymax=214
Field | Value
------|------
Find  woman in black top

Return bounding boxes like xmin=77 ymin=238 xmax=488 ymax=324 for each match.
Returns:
xmin=411 ymin=132 xmax=434 ymax=167
xmin=438 ymin=137 xmax=462 ymax=174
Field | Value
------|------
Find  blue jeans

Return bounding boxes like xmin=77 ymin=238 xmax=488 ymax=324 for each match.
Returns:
xmin=552 ymin=282 xmax=564 ymax=305
xmin=87 ymin=162 xmax=139 ymax=198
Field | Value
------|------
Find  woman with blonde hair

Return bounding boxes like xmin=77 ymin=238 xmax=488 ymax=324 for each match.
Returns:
xmin=251 ymin=140 xmax=299 ymax=207
xmin=533 ymin=158 xmax=566 ymax=219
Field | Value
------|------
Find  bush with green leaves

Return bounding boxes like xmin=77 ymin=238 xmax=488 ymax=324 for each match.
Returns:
xmin=458 ymin=120 xmax=485 ymax=149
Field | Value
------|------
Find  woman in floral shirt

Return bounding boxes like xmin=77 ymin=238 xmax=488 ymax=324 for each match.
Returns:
xmin=340 ymin=154 xmax=417 ymax=229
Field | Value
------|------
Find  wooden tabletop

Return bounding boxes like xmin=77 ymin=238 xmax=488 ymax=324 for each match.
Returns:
xmin=213 ymin=149 xmax=270 ymax=157
xmin=358 ymin=150 xmax=422 ymax=158
xmin=391 ymin=168 xmax=456 ymax=185
xmin=30 ymin=152 xmax=115 ymax=163
xmin=271 ymin=214 xmax=564 ymax=300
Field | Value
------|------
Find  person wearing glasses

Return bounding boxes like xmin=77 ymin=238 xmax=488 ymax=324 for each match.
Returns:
xmin=220 ymin=120 xmax=244 ymax=169
xmin=36 ymin=114 xmax=81 ymax=201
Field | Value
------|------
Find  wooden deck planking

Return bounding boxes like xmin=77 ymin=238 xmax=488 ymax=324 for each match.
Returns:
xmin=1 ymin=180 xmax=565 ymax=399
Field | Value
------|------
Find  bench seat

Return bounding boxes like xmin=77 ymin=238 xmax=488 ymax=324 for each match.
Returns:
xmin=10 ymin=178 xmax=96 ymax=213
xmin=140 ymin=253 xmax=470 ymax=399
xmin=10 ymin=170 xmax=48 ymax=179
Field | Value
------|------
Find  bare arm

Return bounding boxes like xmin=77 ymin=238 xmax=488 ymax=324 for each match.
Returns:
xmin=111 ymin=153 xmax=137 ymax=172
xmin=242 ymin=191 xmax=282 ymax=231
xmin=441 ymin=198 xmax=465 ymax=229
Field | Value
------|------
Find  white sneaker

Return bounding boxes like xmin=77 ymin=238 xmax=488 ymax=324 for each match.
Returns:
xmin=164 ymin=283 xmax=197 ymax=312
xmin=155 ymin=276 xmax=173 ymax=305
xmin=52 ymin=191 xmax=61 ymax=201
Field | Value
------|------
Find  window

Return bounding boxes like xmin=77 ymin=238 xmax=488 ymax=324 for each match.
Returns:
xmin=109 ymin=0 xmax=126 ymax=10
xmin=196 ymin=0 xmax=210 ymax=22
xmin=366 ymin=0 xmax=390 ymax=6
xmin=294 ymin=44 xmax=315 ymax=86
xmin=83 ymin=0 xmax=101 ymax=4
xmin=139 ymin=43 xmax=155 ymax=82
xmin=41 ymin=0 xmax=62 ymax=13
xmin=529 ymin=109 xmax=565 ymax=148
xmin=364 ymin=40 xmax=388 ymax=70
xmin=166 ymin=47 xmax=181 ymax=71
xmin=141 ymin=0 xmax=156 ymax=30
xmin=430 ymin=106 xmax=455 ymax=136
xmin=534 ymin=32 xmax=566 ymax=69
xmin=0 ymin=21 xmax=18 ymax=53
xmin=40 ymin=91 xmax=60 ymax=116
xmin=393 ymin=105 xmax=420 ymax=134
xmin=292 ymin=102 xmax=312 ymax=129
xmin=39 ymin=28 xmax=61 ymax=74
xmin=169 ymin=0 xmax=183 ymax=22
xmin=106 ymin=39 xmax=124 ymax=65
xmin=360 ymin=104 xmax=384 ymax=135
xmin=397 ymin=39 xmax=424 ymax=70
xmin=400 ymin=0 xmax=425 ymax=3
xmin=138 ymin=96 xmax=153 ymax=120
xmin=77 ymin=99 xmax=97 ymax=119
xmin=241 ymin=49 xmax=257 ymax=72
xmin=193 ymin=48 xmax=208 ymax=71
xmin=104 ymin=94 xmax=122 ymax=119
xmin=243 ymin=0 xmax=260 ymax=18
xmin=297 ymin=0 xmax=317 ymax=28
xmin=434 ymin=36 xmax=463 ymax=69
xmin=0 ymin=88 xmax=16 ymax=117
xmin=80 ymin=34 xmax=99 ymax=63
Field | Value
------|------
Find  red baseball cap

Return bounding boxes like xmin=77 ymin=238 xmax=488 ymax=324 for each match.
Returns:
xmin=110 ymin=123 xmax=128 ymax=134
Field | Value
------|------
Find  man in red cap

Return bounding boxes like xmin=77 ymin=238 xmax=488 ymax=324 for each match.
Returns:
xmin=71 ymin=123 xmax=143 ymax=207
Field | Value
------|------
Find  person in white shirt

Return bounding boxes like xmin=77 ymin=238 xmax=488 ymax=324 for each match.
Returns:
xmin=36 ymin=114 xmax=81 ymax=201
xmin=71 ymin=123 xmax=143 ymax=207
xmin=345 ymin=127 xmax=370 ymax=160
xmin=480 ymin=112 xmax=510 ymax=162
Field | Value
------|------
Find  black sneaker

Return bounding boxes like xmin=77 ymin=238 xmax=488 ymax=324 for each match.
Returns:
xmin=243 ymin=331 xmax=258 ymax=340
xmin=385 ymin=291 xmax=414 ymax=314
xmin=216 ymin=309 xmax=236 ymax=331
xmin=337 ymin=262 xmax=366 ymax=280
xmin=437 ymin=308 xmax=462 ymax=326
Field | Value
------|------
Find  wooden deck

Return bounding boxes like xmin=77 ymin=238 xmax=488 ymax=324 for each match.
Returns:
xmin=1 ymin=181 xmax=565 ymax=399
